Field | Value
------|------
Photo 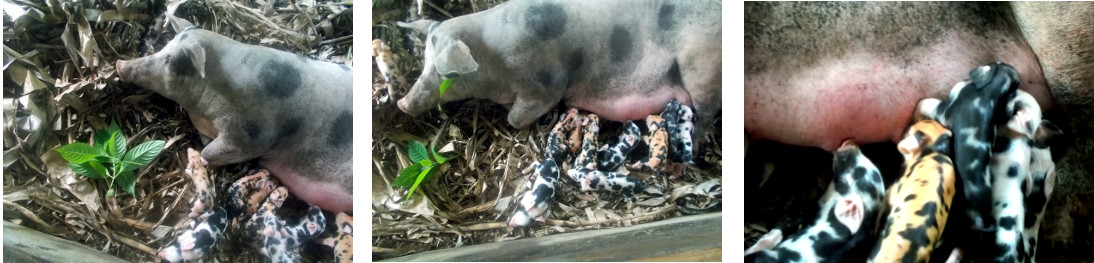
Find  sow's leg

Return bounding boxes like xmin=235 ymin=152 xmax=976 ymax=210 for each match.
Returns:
xmin=744 ymin=2 xmax=1050 ymax=152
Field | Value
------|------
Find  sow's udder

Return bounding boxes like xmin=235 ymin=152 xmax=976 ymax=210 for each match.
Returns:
xmin=744 ymin=2 xmax=1052 ymax=152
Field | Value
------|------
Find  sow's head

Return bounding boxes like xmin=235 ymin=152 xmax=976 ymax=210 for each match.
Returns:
xmin=116 ymin=15 xmax=207 ymax=101
xmin=395 ymin=20 xmax=479 ymax=116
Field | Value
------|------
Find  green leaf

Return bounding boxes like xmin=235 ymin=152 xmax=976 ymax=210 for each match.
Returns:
xmin=438 ymin=78 xmax=454 ymax=96
xmin=115 ymin=170 xmax=137 ymax=196
xmin=123 ymin=140 xmax=165 ymax=167
xmin=114 ymin=131 xmax=127 ymax=160
xmin=94 ymin=120 xmax=121 ymax=147
xmin=69 ymin=162 xmax=104 ymax=179
xmin=408 ymin=141 xmax=428 ymax=163
xmin=406 ymin=165 xmax=435 ymax=201
xmin=431 ymin=143 xmax=447 ymax=164
xmin=56 ymin=143 xmax=100 ymax=164
xmin=88 ymin=161 xmax=110 ymax=179
xmin=115 ymin=161 xmax=128 ymax=178
xmin=104 ymin=131 xmax=119 ymax=159
xmin=106 ymin=188 xmax=115 ymax=197
xmin=392 ymin=163 xmax=423 ymax=187
xmin=418 ymin=159 xmax=433 ymax=168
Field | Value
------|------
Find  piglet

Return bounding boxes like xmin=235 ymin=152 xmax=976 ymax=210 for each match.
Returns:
xmin=628 ymin=115 xmax=669 ymax=172
xmin=223 ymin=169 xmax=278 ymax=221
xmin=184 ymin=148 xmax=214 ymax=219
xmin=320 ymin=212 xmax=353 ymax=262
xmin=508 ymin=159 xmax=560 ymax=230
xmin=572 ymin=114 xmax=600 ymax=173
xmin=1020 ymin=121 xmax=1060 ymax=262
xmin=745 ymin=140 xmax=885 ymax=263
xmin=158 ymin=207 xmax=229 ymax=263
xmin=870 ymin=120 xmax=955 ymax=263
xmin=988 ymin=90 xmax=1044 ymax=262
xmin=914 ymin=62 xmax=1021 ymax=232
xmin=597 ymin=121 xmax=641 ymax=171
xmin=568 ymin=168 xmax=647 ymax=208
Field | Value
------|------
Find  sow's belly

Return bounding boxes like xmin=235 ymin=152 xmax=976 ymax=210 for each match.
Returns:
xmin=744 ymin=2 xmax=1052 ymax=152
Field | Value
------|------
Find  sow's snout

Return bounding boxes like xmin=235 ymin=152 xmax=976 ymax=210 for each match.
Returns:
xmin=115 ymin=60 xmax=131 ymax=81
xmin=397 ymin=77 xmax=441 ymax=116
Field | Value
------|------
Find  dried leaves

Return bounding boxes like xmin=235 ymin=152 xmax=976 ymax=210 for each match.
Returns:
xmin=3 ymin=0 xmax=351 ymax=261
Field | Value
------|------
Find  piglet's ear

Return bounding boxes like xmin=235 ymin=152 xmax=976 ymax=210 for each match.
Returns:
xmin=1033 ymin=120 xmax=1063 ymax=145
xmin=185 ymin=44 xmax=206 ymax=79
xmin=435 ymin=38 xmax=479 ymax=76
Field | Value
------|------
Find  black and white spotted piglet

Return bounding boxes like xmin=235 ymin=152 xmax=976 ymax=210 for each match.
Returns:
xmin=744 ymin=140 xmax=885 ymax=263
xmin=508 ymin=159 xmax=560 ymax=229
xmin=674 ymin=103 xmax=696 ymax=164
xmin=259 ymin=206 xmax=327 ymax=263
xmin=1020 ymin=126 xmax=1059 ymax=263
xmin=159 ymin=207 xmax=230 ymax=263
xmin=915 ymin=62 xmax=1021 ymax=232
xmin=567 ymin=168 xmax=648 ymax=208
xmin=989 ymin=90 xmax=1049 ymax=262
xmin=596 ymin=121 xmax=641 ymax=171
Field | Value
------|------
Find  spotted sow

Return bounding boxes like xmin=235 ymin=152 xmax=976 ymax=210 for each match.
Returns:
xmin=115 ymin=15 xmax=353 ymax=213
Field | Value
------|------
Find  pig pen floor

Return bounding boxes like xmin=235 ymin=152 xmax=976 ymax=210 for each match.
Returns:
xmin=370 ymin=79 xmax=724 ymax=260
xmin=744 ymin=138 xmax=1094 ymax=262
xmin=2 ymin=0 xmax=352 ymax=262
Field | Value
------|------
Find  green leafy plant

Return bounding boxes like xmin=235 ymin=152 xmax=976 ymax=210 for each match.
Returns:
xmin=392 ymin=141 xmax=450 ymax=201
xmin=55 ymin=120 xmax=166 ymax=197
xmin=437 ymin=78 xmax=454 ymax=112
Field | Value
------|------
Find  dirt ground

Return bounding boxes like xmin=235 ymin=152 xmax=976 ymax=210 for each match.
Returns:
xmin=3 ymin=0 xmax=351 ymax=261
xmin=370 ymin=0 xmax=723 ymax=260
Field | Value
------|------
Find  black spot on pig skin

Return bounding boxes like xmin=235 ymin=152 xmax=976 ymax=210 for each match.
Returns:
xmin=658 ymin=4 xmax=676 ymax=31
xmin=999 ymin=216 xmax=1016 ymax=230
xmin=259 ymin=61 xmax=302 ymax=99
xmin=668 ymin=60 xmax=683 ymax=87
xmin=536 ymin=71 xmax=553 ymax=87
xmin=245 ymin=121 xmax=262 ymax=138
xmin=327 ymin=111 xmax=352 ymax=146
xmin=610 ymin=26 xmax=632 ymax=62
xmin=279 ymin=118 xmax=302 ymax=138
xmin=567 ymin=50 xmax=584 ymax=73
xmin=526 ymin=3 xmax=566 ymax=40
xmin=170 ymin=52 xmax=199 ymax=77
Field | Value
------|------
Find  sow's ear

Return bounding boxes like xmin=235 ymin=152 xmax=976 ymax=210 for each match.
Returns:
xmin=172 ymin=43 xmax=206 ymax=79
xmin=435 ymin=38 xmax=479 ymax=76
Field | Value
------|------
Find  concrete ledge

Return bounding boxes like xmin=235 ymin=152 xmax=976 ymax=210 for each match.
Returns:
xmin=383 ymin=212 xmax=722 ymax=262
xmin=3 ymin=221 xmax=127 ymax=263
